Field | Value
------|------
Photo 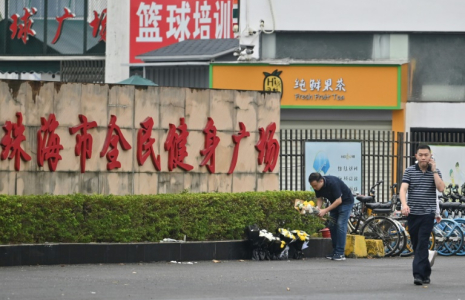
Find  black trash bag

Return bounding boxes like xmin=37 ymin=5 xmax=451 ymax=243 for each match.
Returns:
xmin=267 ymin=238 xmax=288 ymax=260
xmin=245 ymin=224 xmax=261 ymax=246
xmin=246 ymin=225 xmax=278 ymax=260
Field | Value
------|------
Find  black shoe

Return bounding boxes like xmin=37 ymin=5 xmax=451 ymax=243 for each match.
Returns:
xmin=332 ymin=254 xmax=346 ymax=261
xmin=423 ymin=277 xmax=430 ymax=284
xmin=414 ymin=277 xmax=423 ymax=286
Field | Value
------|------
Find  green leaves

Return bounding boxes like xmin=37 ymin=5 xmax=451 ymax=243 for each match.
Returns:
xmin=0 ymin=191 xmax=321 ymax=244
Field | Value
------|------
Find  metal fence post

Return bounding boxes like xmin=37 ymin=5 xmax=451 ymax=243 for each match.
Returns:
xmin=396 ymin=131 xmax=404 ymax=186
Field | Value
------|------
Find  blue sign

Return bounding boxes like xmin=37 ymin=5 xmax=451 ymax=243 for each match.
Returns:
xmin=304 ymin=141 xmax=362 ymax=193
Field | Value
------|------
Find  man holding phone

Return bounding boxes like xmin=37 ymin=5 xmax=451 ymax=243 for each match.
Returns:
xmin=399 ymin=144 xmax=445 ymax=286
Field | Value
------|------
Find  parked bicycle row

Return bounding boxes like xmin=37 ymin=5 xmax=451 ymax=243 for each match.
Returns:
xmin=348 ymin=181 xmax=465 ymax=257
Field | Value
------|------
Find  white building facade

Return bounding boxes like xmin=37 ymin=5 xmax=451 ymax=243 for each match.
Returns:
xmin=231 ymin=0 xmax=465 ymax=133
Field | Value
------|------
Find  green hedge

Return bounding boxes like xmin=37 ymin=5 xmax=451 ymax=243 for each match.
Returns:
xmin=0 ymin=191 xmax=323 ymax=244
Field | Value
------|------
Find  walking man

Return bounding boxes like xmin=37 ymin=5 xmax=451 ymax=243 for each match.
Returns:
xmin=309 ymin=172 xmax=354 ymax=261
xmin=399 ymin=144 xmax=445 ymax=285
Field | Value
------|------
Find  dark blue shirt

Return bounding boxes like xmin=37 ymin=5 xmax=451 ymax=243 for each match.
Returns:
xmin=314 ymin=175 xmax=354 ymax=205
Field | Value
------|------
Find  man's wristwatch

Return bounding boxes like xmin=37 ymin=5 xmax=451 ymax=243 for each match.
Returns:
xmin=432 ymin=170 xmax=439 ymax=174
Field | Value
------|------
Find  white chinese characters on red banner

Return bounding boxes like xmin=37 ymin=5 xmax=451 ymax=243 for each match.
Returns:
xmin=130 ymin=0 xmax=235 ymax=63
xmin=9 ymin=6 xmax=107 ymax=45
xmin=1 ymin=113 xmax=279 ymax=174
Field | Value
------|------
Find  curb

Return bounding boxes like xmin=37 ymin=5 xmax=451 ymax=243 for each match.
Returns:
xmin=0 ymin=238 xmax=333 ymax=267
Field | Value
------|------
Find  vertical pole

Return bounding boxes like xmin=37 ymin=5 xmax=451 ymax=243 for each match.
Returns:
xmin=300 ymin=130 xmax=304 ymax=191
xmin=279 ymin=129 xmax=282 ymax=191
xmin=396 ymin=131 xmax=404 ymax=186
xmin=3 ymin=0 xmax=8 ymax=54
xmin=43 ymin=0 xmax=48 ymax=54
xmin=289 ymin=129 xmax=294 ymax=190
xmin=284 ymin=130 xmax=289 ymax=191
xmin=83 ymin=0 xmax=88 ymax=54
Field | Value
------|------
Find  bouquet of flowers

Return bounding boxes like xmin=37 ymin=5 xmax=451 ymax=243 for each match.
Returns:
xmin=294 ymin=199 xmax=336 ymax=228
xmin=245 ymin=225 xmax=289 ymax=260
xmin=294 ymin=199 xmax=319 ymax=215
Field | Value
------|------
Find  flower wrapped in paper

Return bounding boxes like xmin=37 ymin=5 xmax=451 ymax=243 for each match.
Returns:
xmin=294 ymin=199 xmax=318 ymax=215
xmin=245 ymin=225 xmax=289 ymax=260
xmin=291 ymin=230 xmax=310 ymax=249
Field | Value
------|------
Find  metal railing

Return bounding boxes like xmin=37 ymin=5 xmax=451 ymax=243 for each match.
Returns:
xmin=280 ymin=129 xmax=465 ymax=202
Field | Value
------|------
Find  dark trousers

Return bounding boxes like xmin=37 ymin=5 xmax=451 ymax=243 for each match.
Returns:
xmin=407 ymin=213 xmax=435 ymax=279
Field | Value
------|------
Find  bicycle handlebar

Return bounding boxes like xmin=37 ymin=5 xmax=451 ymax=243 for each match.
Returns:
xmin=368 ymin=180 xmax=384 ymax=194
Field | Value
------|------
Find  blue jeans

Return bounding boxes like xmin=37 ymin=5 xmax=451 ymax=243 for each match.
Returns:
xmin=328 ymin=203 xmax=354 ymax=255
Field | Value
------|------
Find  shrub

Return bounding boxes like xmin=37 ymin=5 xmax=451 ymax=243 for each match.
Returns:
xmin=0 ymin=191 xmax=323 ymax=244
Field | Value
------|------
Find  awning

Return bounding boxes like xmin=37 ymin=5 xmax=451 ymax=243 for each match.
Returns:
xmin=117 ymin=75 xmax=158 ymax=86
xmin=136 ymin=38 xmax=238 ymax=62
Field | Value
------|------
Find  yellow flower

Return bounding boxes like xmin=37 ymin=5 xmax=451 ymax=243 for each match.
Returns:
xmin=309 ymin=201 xmax=315 ymax=207
xmin=295 ymin=230 xmax=309 ymax=241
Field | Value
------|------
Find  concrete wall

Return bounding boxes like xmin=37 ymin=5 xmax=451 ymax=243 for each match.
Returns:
xmin=105 ymin=1 xmax=130 ymax=83
xmin=239 ymin=0 xmax=465 ymax=60
xmin=405 ymin=102 xmax=465 ymax=132
xmin=240 ymin=0 xmax=465 ymax=33
xmin=0 ymin=81 xmax=280 ymax=195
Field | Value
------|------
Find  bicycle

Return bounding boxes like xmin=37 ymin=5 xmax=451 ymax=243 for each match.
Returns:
xmin=431 ymin=218 xmax=464 ymax=256
xmin=349 ymin=180 xmax=403 ymax=257
xmin=387 ymin=183 xmax=414 ymax=257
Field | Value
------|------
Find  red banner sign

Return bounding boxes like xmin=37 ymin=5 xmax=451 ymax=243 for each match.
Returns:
xmin=130 ymin=0 xmax=235 ymax=63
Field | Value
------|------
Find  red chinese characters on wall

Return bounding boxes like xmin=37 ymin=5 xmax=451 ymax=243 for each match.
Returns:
xmin=0 ymin=112 xmax=31 ymax=171
xmin=69 ymin=114 xmax=98 ymax=173
xmin=8 ymin=5 xmax=107 ymax=45
xmin=37 ymin=114 xmax=63 ymax=171
xmin=1 ymin=112 xmax=279 ymax=174
xmin=137 ymin=117 xmax=161 ymax=171
xmin=89 ymin=8 xmax=107 ymax=42
xmin=228 ymin=122 xmax=250 ymax=174
xmin=164 ymin=118 xmax=193 ymax=172
xmin=255 ymin=122 xmax=280 ymax=172
xmin=200 ymin=117 xmax=220 ymax=173
xmin=100 ymin=115 xmax=132 ymax=170
xmin=52 ymin=7 xmax=76 ymax=44
xmin=10 ymin=7 xmax=37 ymax=44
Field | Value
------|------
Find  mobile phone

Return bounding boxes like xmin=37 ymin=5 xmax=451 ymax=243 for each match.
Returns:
xmin=428 ymin=155 xmax=435 ymax=165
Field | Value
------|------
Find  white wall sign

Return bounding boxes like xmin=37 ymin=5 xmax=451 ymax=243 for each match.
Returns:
xmin=429 ymin=144 xmax=465 ymax=188
xmin=304 ymin=141 xmax=362 ymax=193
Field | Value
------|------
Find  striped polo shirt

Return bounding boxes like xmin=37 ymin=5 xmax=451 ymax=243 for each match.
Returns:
xmin=402 ymin=164 xmax=442 ymax=215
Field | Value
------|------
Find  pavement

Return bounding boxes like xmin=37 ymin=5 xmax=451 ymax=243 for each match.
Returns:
xmin=0 ymin=255 xmax=463 ymax=300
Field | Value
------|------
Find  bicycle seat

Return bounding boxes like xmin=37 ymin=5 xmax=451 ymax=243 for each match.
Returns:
xmin=451 ymin=194 xmax=461 ymax=201
xmin=440 ymin=202 xmax=462 ymax=209
xmin=356 ymin=195 xmax=374 ymax=203
xmin=365 ymin=202 xmax=392 ymax=210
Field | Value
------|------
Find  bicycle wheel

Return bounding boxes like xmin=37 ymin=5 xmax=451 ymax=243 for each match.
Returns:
xmin=433 ymin=219 xmax=464 ymax=256
xmin=428 ymin=231 xmax=435 ymax=250
xmin=360 ymin=216 xmax=402 ymax=257
xmin=348 ymin=203 xmax=364 ymax=234
xmin=391 ymin=219 xmax=407 ymax=256
xmin=400 ymin=223 xmax=414 ymax=257
xmin=348 ymin=216 xmax=357 ymax=234
xmin=451 ymin=218 xmax=465 ymax=256
xmin=392 ymin=229 xmax=408 ymax=256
